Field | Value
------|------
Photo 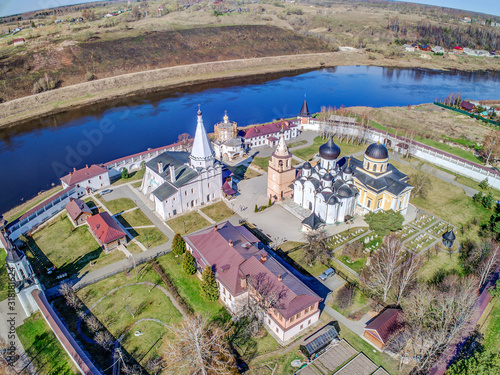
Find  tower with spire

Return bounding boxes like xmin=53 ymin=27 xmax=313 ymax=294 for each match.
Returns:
xmin=267 ymin=131 xmax=296 ymax=201
xmin=298 ymin=94 xmax=311 ymax=126
xmin=190 ymin=106 xmax=216 ymax=170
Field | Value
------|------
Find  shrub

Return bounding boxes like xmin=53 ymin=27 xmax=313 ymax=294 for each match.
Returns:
xmin=182 ymin=251 xmax=196 ymax=275
xmin=32 ymin=74 xmax=56 ymax=94
xmin=341 ymin=241 xmax=364 ymax=260
xmin=335 ymin=284 xmax=355 ymax=309
xmin=172 ymin=233 xmax=186 ymax=256
xmin=121 ymin=167 xmax=129 ymax=179
xmin=85 ymin=72 xmax=96 ymax=81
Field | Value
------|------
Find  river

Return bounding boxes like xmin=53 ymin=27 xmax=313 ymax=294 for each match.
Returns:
xmin=1 ymin=66 xmax=499 ymax=214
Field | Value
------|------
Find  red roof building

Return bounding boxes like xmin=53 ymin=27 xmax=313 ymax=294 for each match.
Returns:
xmin=460 ymin=101 xmax=475 ymax=112
xmin=239 ymin=120 xmax=299 ymax=148
xmin=364 ymin=308 xmax=403 ymax=349
xmin=60 ymin=164 xmax=109 ymax=190
xmin=86 ymin=212 xmax=126 ymax=252
xmin=65 ymin=198 xmax=92 ymax=226
xmin=13 ymin=38 xmax=25 ymax=46
xmin=184 ymin=221 xmax=322 ymax=344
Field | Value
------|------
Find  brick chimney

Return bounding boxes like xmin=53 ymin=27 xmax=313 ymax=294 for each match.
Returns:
xmin=169 ymin=164 xmax=176 ymax=183
xmin=278 ymin=274 xmax=283 ymax=282
xmin=214 ymin=225 xmax=218 ymax=231
xmin=157 ymin=161 xmax=163 ymax=174
xmin=73 ymin=167 xmax=77 ymax=172
xmin=260 ymin=253 xmax=267 ymax=263
xmin=240 ymin=276 xmax=247 ymax=289
xmin=228 ymin=239 xmax=233 ymax=247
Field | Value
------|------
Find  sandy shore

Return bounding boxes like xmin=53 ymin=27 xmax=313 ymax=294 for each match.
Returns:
xmin=1 ymin=51 xmax=498 ymax=129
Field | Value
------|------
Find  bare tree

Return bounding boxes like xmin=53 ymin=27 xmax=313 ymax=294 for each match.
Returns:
xmin=482 ymin=130 xmax=500 ymax=165
xmin=59 ymin=281 xmax=73 ymax=297
xmin=85 ymin=314 xmax=102 ymax=333
xmin=162 ymin=315 xmax=236 ymax=375
xmin=477 ymin=240 xmax=500 ymax=289
xmin=394 ymin=253 xmax=422 ymax=305
xmin=178 ymin=132 xmax=192 ymax=151
xmin=0 ymin=337 xmax=25 ymax=375
xmin=94 ymin=331 xmax=114 ymax=351
xmin=409 ymin=170 xmax=432 ymax=199
xmin=361 ymin=234 xmax=403 ymax=303
xmin=60 ymin=283 xmax=82 ymax=310
xmin=303 ymin=229 xmax=330 ymax=266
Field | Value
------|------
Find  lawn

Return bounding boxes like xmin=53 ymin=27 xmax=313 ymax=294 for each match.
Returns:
xmin=292 ymin=136 xmax=366 ymax=161
xmin=250 ymin=156 xmax=271 ymax=171
xmin=331 ymin=288 xmax=370 ymax=319
xmin=246 ymin=350 xmax=304 ymax=375
xmin=288 ymin=139 xmax=308 ymax=148
xmin=115 ymin=208 xmax=153 ymax=227
xmin=83 ymin=198 xmax=99 ymax=214
xmin=17 ymin=312 xmax=78 ymax=375
xmin=227 ymin=164 xmax=262 ymax=180
xmin=481 ymin=300 xmax=500 ymax=353
xmin=200 ymin=201 xmax=235 ymax=223
xmin=156 ymin=253 xmax=221 ymax=318
xmin=102 ymin=197 xmax=136 ymax=214
xmin=415 ymin=135 xmax=484 ymax=165
xmin=455 ymin=174 xmax=500 ymax=201
xmin=391 ymin=160 xmax=493 ymax=227
xmin=131 ymin=181 xmax=142 ymax=188
xmin=0 ymin=251 xmax=8 ymax=301
xmin=166 ymin=211 xmax=211 ymax=234
xmin=125 ymin=242 xmax=143 ymax=255
xmin=287 ymin=248 xmax=328 ymax=277
xmin=120 ymin=320 xmax=167 ymax=367
xmin=277 ymin=240 xmax=305 ymax=253
xmin=131 ymin=227 xmax=168 ymax=249
xmin=338 ymin=255 xmax=366 ymax=273
xmin=111 ymin=168 xmax=145 ymax=186
xmin=27 ymin=215 xmax=126 ymax=287
xmin=418 ymin=251 xmax=463 ymax=283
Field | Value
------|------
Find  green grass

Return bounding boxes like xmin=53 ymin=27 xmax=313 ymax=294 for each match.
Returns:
xmin=418 ymin=251 xmax=463 ymax=283
xmin=116 ymin=208 xmax=153 ymax=227
xmin=227 ymin=164 xmax=261 ymax=180
xmin=277 ymin=240 xmax=305 ymax=253
xmin=288 ymin=139 xmax=308 ymax=148
xmin=338 ymin=322 xmax=400 ymax=375
xmin=481 ymin=300 xmax=500 ymax=353
xmin=126 ymin=242 xmax=142 ymax=255
xmin=156 ymin=253 xmax=221 ymax=318
xmin=27 ymin=215 xmax=126 ymax=287
xmin=120 ymin=320 xmax=168 ymax=367
xmin=17 ymin=312 xmax=79 ymax=375
xmin=110 ymin=168 xmax=145 ymax=186
xmin=166 ymin=211 xmax=211 ymax=234
xmin=292 ymin=136 xmax=366 ymax=161
xmin=415 ymin=135 xmax=484 ymax=164
xmin=200 ymin=201 xmax=235 ymax=223
xmin=331 ymin=288 xmax=370 ymax=318
xmin=131 ymin=181 xmax=142 ymax=188
xmin=250 ymin=156 xmax=271 ymax=171
xmin=287 ymin=248 xmax=328 ymax=277
xmin=338 ymin=255 xmax=366 ymax=273
xmin=131 ymin=227 xmax=168 ymax=249
xmin=102 ymin=197 xmax=136 ymax=214
xmin=0 ymin=251 xmax=8 ymax=301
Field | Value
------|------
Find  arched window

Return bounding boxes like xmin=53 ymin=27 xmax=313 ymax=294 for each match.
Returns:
xmin=366 ymin=162 xmax=370 ymax=170
xmin=373 ymin=164 xmax=377 ymax=172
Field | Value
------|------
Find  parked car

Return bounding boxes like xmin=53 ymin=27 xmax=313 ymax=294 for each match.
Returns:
xmin=101 ymin=189 xmax=112 ymax=195
xmin=319 ymin=268 xmax=335 ymax=281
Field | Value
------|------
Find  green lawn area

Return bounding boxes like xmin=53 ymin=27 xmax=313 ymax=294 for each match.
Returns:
xmin=331 ymin=288 xmax=370 ymax=319
xmin=200 ymin=201 xmax=235 ymax=222
xmin=83 ymin=198 xmax=99 ymax=214
xmin=338 ymin=322 xmax=400 ymax=375
xmin=110 ymin=168 xmax=145 ymax=186
xmin=227 ymin=164 xmax=262 ymax=180
xmin=246 ymin=350 xmax=304 ymax=375
xmin=454 ymin=174 xmax=500 ymax=201
xmin=121 ymin=320 xmax=167 ymax=367
xmin=17 ymin=312 xmax=78 ymax=375
xmin=156 ymin=253 xmax=221 ymax=318
xmin=418 ymin=251 xmax=463 ymax=283
xmin=288 ymin=139 xmax=308 ymax=148
xmin=250 ymin=156 xmax=271 ymax=171
xmin=277 ymin=240 xmax=305 ymax=253
xmin=131 ymin=227 xmax=167 ymax=249
xmin=115 ymin=208 xmax=152 ymax=227
xmin=27 ymin=215 xmax=126 ymax=287
xmin=126 ymin=242 xmax=143 ymax=255
xmin=287 ymin=248 xmax=328 ymax=277
xmin=0 ymin=251 xmax=8 ymax=301
xmin=101 ymin=197 xmax=136 ymax=214
xmin=391 ymin=160 xmax=493 ymax=227
xmin=338 ymin=255 xmax=366 ymax=273
xmin=166 ymin=211 xmax=211 ymax=234
xmin=131 ymin=181 xmax=142 ymax=188
xmin=292 ymin=136 xmax=366 ymax=161
xmin=481 ymin=300 xmax=500 ymax=353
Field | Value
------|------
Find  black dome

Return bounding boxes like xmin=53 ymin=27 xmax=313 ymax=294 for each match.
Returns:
xmin=303 ymin=161 xmax=312 ymax=170
xmin=344 ymin=165 xmax=353 ymax=174
xmin=323 ymin=173 xmax=333 ymax=181
xmin=443 ymin=230 xmax=456 ymax=241
xmin=319 ymin=136 xmax=341 ymax=160
xmin=365 ymin=142 xmax=389 ymax=160
xmin=337 ymin=185 xmax=352 ymax=197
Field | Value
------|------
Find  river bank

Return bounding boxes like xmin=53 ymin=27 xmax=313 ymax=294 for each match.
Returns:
xmin=1 ymin=50 xmax=498 ymax=130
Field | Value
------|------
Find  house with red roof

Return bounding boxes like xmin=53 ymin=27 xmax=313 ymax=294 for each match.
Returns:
xmin=13 ymin=38 xmax=25 ymax=46
xmin=184 ymin=221 xmax=322 ymax=344
xmin=86 ymin=212 xmax=126 ymax=252
xmin=60 ymin=164 xmax=110 ymax=197
xmin=240 ymin=119 xmax=299 ymax=149
xmin=364 ymin=308 xmax=403 ymax=349
xmin=460 ymin=101 xmax=476 ymax=112
xmin=65 ymin=198 xmax=92 ymax=226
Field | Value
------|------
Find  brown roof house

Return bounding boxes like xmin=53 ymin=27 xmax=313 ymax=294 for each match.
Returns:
xmin=60 ymin=164 xmax=110 ymax=197
xmin=184 ymin=221 xmax=322 ymax=345
xmin=65 ymin=198 xmax=92 ymax=226
xmin=364 ymin=308 xmax=403 ymax=349
xmin=86 ymin=212 xmax=126 ymax=253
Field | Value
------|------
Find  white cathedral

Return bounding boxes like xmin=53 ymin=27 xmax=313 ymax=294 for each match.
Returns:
xmin=293 ymin=136 xmax=358 ymax=228
xmin=140 ymin=108 xmax=223 ymax=220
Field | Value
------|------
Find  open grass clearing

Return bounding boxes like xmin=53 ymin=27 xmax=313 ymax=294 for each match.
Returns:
xmin=130 ymin=227 xmax=167 ymax=249
xmin=0 ymin=251 xmax=8 ymax=301
xmin=337 ymin=255 xmax=366 ymax=273
xmin=131 ymin=181 xmax=142 ymax=188
xmin=418 ymin=250 xmax=463 ymax=283
xmin=227 ymin=164 xmax=262 ymax=180
xmin=27 ymin=215 xmax=126 ymax=287
xmin=331 ymin=287 xmax=370 ymax=319
xmin=277 ymin=240 xmax=305 ymax=253
xmin=288 ymin=139 xmax=308 ymax=148
xmin=481 ymin=300 xmax=500 ymax=353
xmin=17 ymin=312 xmax=79 ymax=375
xmin=250 ymin=156 xmax=271 ymax=171
xmin=121 ymin=320 xmax=168 ymax=368
xmin=287 ymin=248 xmax=328 ymax=277
xmin=166 ymin=211 xmax=211 ymax=235
xmin=200 ymin=201 xmax=235 ymax=223
xmin=110 ymin=168 xmax=145 ymax=186
xmin=115 ymin=208 xmax=152 ymax=227
xmin=101 ymin=197 xmax=136 ymax=215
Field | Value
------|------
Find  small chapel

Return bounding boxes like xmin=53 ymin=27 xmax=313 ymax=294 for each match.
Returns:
xmin=140 ymin=107 xmax=223 ymax=220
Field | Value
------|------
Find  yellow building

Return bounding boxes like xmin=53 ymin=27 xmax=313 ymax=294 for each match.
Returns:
xmin=349 ymin=143 xmax=413 ymax=214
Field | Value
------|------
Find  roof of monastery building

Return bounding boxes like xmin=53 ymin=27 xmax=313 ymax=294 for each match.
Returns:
xmin=190 ymin=108 xmax=215 ymax=163
xmin=239 ymin=120 xmax=297 ymax=139
xmin=184 ymin=221 xmax=321 ymax=319
xmin=86 ymin=212 xmax=126 ymax=244
xmin=60 ymin=164 xmax=108 ymax=186
xmin=65 ymin=198 xmax=92 ymax=221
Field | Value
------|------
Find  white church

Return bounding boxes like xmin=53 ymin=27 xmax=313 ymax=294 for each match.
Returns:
xmin=140 ymin=108 xmax=223 ymax=220
xmin=293 ymin=136 xmax=358 ymax=229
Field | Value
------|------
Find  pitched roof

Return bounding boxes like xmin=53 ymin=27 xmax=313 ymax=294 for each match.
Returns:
xmin=184 ymin=222 xmax=321 ymax=319
xmin=65 ymin=198 xmax=92 ymax=221
xmin=240 ymin=120 xmax=297 ymax=139
xmin=60 ymin=164 xmax=108 ymax=186
xmin=299 ymin=96 xmax=310 ymax=117
xmin=190 ymin=109 xmax=215 ymax=162
xmin=460 ymin=101 xmax=475 ymax=111
xmin=365 ymin=308 xmax=403 ymax=344
xmin=222 ymin=180 xmax=236 ymax=195
xmin=86 ymin=212 xmax=126 ymax=244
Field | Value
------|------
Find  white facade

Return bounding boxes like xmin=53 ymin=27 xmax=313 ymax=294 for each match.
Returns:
xmin=264 ymin=309 xmax=321 ymax=343
xmin=243 ymin=123 xmax=299 ymax=149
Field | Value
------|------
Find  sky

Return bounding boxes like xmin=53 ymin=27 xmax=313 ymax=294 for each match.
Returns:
xmin=0 ymin=0 xmax=499 ymax=18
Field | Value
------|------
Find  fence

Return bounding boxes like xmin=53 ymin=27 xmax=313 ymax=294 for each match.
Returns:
xmin=434 ymin=102 xmax=500 ymax=127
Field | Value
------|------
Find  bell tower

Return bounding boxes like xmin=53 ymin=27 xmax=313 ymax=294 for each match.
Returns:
xmin=267 ymin=132 xmax=296 ymax=201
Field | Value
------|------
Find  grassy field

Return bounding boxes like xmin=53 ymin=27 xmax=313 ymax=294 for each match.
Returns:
xmin=0 ymin=251 xmax=8 ymax=301
xmin=102 ymin=198 xmax=136 ymax=214
xmin=17 ymin=312 xmax=78 ymax=375
xmin=418 ymin=251 xmax=462 ymax=283
xmin=156 ymin=253 xmax=222 ymax=318
xmin=110 ymin=168 xmax=145 ymax=186
xmin=251 ymin=156 xmax=271 ymax=171
xmin=116 ymin=208 xmax=152 ymax=227
xmin=288 ymin=140 xmax=308 ymax=148
xmin=166 ymin=211 xmax=211 ymax=234
xmin=481 ymin=300 xmax=500 ymax=353
xmin=287 ymin=248 xmax=328 ymax=277
xmin=277 ymin=240 xmax=305 ymax=253
xmin=131 ymin=227 xmax=168 ymax=249
xmin=338 ymin=255 xmax=366 ymax=273
xmin=292 ymin=136 xmax=366 ymax=161
xmin=27 ymin=215 xmax=126 ymax=286
xmin=331 ymin=288 xmax=370 ymax=318
xmin=200 ymin=201 xmax=234 ymax=223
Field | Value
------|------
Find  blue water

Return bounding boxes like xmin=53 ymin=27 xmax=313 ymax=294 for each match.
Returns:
xmin=1 ymin=66 xmax=499 ymax=213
